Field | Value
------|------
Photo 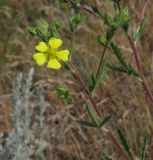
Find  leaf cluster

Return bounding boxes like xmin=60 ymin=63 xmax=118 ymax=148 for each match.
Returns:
xmin=98 ymin=35 xmax=140 ymax=78
xmin=92 ymin=6 xmax=130 ymax=39
xmin=56 ymin=84 xmax=73 ymax=103
xmin=69 ymin=11 xmax=84 ymax=32
xmin=27 ymin=19 xmax=62 ymax=42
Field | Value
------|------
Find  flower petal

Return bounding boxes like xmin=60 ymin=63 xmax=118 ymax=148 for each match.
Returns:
xmin=56 ymin=50 xmax=70 ymax=62
xmin=33 ymin=53 xmax=47 ymax=65
xmin=35 ymin=42 xmax=48 ymax=52
xmin=49 ymin=38 xmax=62 ymax=49
xmin=47 ymin=57 xmax=61 ymax=69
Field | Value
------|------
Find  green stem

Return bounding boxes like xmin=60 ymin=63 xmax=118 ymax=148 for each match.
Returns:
xmin=96 ymin=41 xmax=109 ymax=78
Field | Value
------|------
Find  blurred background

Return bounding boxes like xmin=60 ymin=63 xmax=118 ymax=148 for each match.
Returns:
xmin=0 ymin=0 xmax=153 ymax=159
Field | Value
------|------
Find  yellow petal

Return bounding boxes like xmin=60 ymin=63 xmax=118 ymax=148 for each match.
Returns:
xmin=33 ymin=53 xmax=47 ymax=65
xmin=35 ymin=42 xmax=48 ymax=52
xmin=56 ymin=50 xmax=69 ymax=62
xmin=47 ymin=57 xmax=61 ymax=69
xmin=49 ymin=38 xmax=62 ymax=49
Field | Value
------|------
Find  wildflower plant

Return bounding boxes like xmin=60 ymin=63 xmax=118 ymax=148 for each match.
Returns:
xmin=27 ymin=0 xmax=151 ymax=159
xmin=34 ymin=38 xmax=70 ymax=69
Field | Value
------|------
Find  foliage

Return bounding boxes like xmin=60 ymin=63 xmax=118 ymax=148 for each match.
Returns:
xmin=28 ymin=18 xmax=62 ymax=41
xmin=69 ymin=11 xmax=84 ymax=32
xmin=56 ymin=84 xmax=73 ymax=103
xmin=0 ymin=0 xmax=152 ymax=159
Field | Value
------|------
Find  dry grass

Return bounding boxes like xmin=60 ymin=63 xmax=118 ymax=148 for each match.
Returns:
xmin=0 ymin=0 xmax=153 ymax=159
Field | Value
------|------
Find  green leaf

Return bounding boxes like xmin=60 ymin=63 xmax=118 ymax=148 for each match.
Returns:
xmin=69 ymin=12 xmax=84 ymax=32
xmin=103 ymin=155 xmax=113 ymax=160
xmin=103 ymin=151 xmax=113 ymax=160
xmin=96 ymin=60 xmax=107 ymax=87
xmin=85 ymin=104 xmax=101 ymax=127
xmin=88 ymin=74 xmax=96 ymax=93
xmin=92 ymin=6 xmax=114 ymax=29
xmin=132 ymin=15 xmax=147 ymax=42
xmin=113 ymin=7 xmax=131 ymax=32
xmin=98 ymin=36 xmax=141 ymax=79
xmin=60 ymin=0 xmax=80 ymax=5
xmin=106 ymin=28 xmax=116 ymax=40
xmin=36 ymin=152 xmax=46 ymax=160
xmin=108 ymin=63 xmax=140 ymax=78
xmin=98 ymin=35 xmax=108 ymax=47
xmin=27 ymin=27 xmax=37 ymax=36
xmin=139 ymin=15 xmax=147 ymax=36
xmin=75 ymin=120 xmax=97 ymax=128
xmin=112 ymin=0 xmax=121 ymax=3
xmin=132 ymin=23 xmax=139 ymax=42
xmin=92 ymin=6 xmax=130 ymax=32
xmin=50 ymin=19 xmax=62 ymax=38
xmin=28 ymin=19 xmax=50 ymax=42
xmin=116 ymin=128 xmax=132 ymax=158
xmin=35 ymin=19 xmax=49 ymax=42
xmin=110 ymin=43 xmax=127 ymax=67
xmin=108 ymin=42 xmax=140 ymax=78
xmin=99 ymin=116 xmax=112 ymax=128
xmin=56 ymin=84 xmax=73 ymax=103
xmin=140 ymin=134 xmax=147 ymax=160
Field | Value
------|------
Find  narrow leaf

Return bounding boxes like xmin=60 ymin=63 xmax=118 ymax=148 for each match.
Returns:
xmin=96 ymin=61 xmax=107 ymax=89
xmin=85 ymin=104 xmax=101 ymax=127
xmin=75 ymin=120 xmax=97 ymax=128
xmin=139 ymin=14 xmax=147 ymax=36
xmin=88 ymin=74 xmax=96 ymax=93
xmin=103 ymin=152 xmax=113 ymax=160
xmin=116 ymin=128 xmax=132 ymax=158
xmin=99 ymin=116 xmax=112 ymax=128
xmin=140 ymin=135 xmax=147 ymax=160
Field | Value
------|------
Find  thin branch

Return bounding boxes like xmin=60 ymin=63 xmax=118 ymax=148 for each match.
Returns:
xmin=136 ymin=0 xmax=149 ymax=41
xmin=127 ymin=35 xmax=153 ymax=101
xmin=69 ymin=65 xmax=130 ymax=160
xmin=116 ymin=0 xmax=153 ymax=101
xmin=96 ymin=42 xmax=108 ymax=78
xmin=74 ymin=73 xmax=104 ymax=117
xmin=127 ymin=0 xmax=153 ymax=101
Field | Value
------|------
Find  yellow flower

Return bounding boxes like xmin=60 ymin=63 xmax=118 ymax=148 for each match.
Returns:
xmin=33 ymin=38 xmax=70 ymax=69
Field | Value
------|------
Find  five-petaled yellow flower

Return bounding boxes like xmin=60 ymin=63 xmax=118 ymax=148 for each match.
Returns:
xmin=33 ymin=38 xmax=70 ymax=69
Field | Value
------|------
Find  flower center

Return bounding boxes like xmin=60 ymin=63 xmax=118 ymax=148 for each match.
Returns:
xmin=48 ymin=48 xmax=56 ymax=56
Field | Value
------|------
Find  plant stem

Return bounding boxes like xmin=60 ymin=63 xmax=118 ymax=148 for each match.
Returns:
xmin=137 ymin=0 xmax=148 ymax=34
xmin=117 ymin=0 xmax=153 ymax=102
xmin=67 ymin=63 xmax=130 ymax=160
xmin=74 ymin=73 xmax=104 ymax=117
xmin=127 ymin=35 xmax=153 ymax=101
xmin=127 ymin=0 xmax=153 ymax=102
xmin=108 ymin=129 xmax=130 ymax=160
xmin=96 ymin=42 xmax=108 ymax=78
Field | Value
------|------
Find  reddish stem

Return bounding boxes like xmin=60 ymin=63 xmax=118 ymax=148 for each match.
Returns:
xmin=108 ymin=130 xmax=130 ymax=160
xmin=127 ymin=35 xmax=153 ymax=101
xmin=139 ymin=0 xmax=148 ymax=24
xmin=75 ymin=74 xmax=104 ymax=117
xmin=73 ymin=72 xmax=130 ymax=160
xmin=126 ymin=0 xmax=153 ymax=102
